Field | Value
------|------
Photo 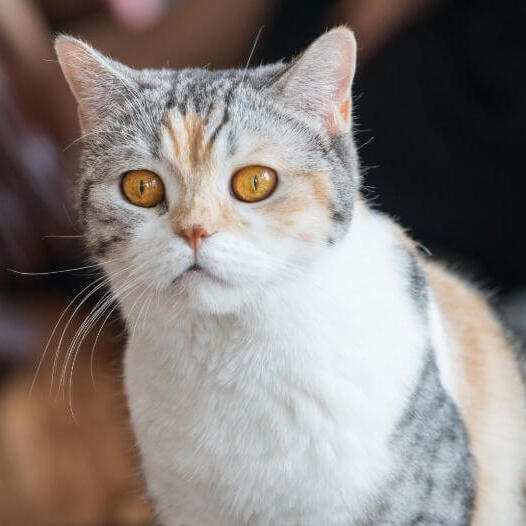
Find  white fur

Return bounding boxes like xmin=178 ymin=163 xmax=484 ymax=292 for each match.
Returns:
xmin=111 ymin=206 xmax=428 ymax=525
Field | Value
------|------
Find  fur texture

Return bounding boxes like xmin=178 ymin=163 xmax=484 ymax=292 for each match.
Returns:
xmin=56 ymin=28 xmax=526 ymax=525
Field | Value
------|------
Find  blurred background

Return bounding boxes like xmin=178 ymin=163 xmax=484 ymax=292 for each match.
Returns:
xmin=0 ymin=0 xmax=525 ymax=524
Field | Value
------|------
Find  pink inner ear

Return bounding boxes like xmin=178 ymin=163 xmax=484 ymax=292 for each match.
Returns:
xmin=327 ymin=33 xmax=355 ymax=134
xmin=305 ymin=29 xmax=357 ymax=135
xmin=324 ymin=95 xmax=352 ymax=136
xmin=340 ymin=98 xmax=351 ymax=121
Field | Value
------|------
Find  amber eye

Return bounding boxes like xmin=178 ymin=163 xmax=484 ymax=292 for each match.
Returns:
xmin=231 ymin=165 xmax=278 ymax=203
xmin=121 ymin=170 xmax=165 ymax=208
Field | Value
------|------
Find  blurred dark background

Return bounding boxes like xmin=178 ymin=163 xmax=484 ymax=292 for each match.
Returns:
xmin=0 ymin=0 xmax=525 ymax=524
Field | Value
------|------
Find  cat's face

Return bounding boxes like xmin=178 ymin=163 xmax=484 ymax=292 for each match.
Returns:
xmin=56 ymin=28 xmax=359 ymax=314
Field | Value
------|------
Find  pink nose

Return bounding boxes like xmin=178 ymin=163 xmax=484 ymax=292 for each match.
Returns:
xmin=178 ymin=226 xmax=210 ymax=251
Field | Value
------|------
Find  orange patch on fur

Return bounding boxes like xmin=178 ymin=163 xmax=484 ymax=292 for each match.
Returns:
xmin=183 ymin=113 xmax=209 ymax=170
xmin=163 ymin=112 xmax=212 ymax=184
xmin=163 ymin=111 xmax=243 ymax=235
xmin=264 ymin=198 xmax=310 ymax=218
xmin=339 ymin=98 xmax=350 ymax=123
xmin=308 ymin=174 xmax=330 ymax=210
xmin=285 ymin=172 xmax=331 ymax=212
xmin=425 ymin=262 xmax=526 ymax=523
xmin=262 ymin=173 xmax=331 ymax=240
xmin=170 ymin=194 xmax=242 ymax=237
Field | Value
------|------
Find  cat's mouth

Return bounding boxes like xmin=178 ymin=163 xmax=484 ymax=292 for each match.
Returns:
xmin=174 ymin=262 xmax=227 ymax=286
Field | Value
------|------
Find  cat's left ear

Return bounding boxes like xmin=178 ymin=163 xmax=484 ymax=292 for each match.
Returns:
xmin=271 ymin=27 xmax=357 ymax=135
xmin=55 ymin=35 xmax=137 ymax=133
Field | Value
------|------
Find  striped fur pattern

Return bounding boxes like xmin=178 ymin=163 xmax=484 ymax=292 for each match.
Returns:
xmin=56 ymin=28 xmax=526 ymax=525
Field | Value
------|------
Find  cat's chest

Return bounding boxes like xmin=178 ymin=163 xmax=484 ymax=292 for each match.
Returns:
xmin=123 ymin=318 xmax=419 ymax=524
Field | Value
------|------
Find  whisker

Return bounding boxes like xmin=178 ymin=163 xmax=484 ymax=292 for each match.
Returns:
xmin=30 ymin=273 xmax=108 ymax=395
xmin=42 ymin=234 xmax=83 ymax=239
xmin=242 ymin=26 xmax=263 ymax=83
xmin=53 ymin=277 xmax=113 ymax=396
xmin=53 ymin=259 xmax=142 ymax=395
xmin=63 ymin=203 xmax=80 ymax=232
xmin=61 ymin=259 xmax=151 ymax=416
xmin=89 ymin=302 xmax=120 ymax=389
xmin=8 ymin=264 xmax=102 ymax=277
xmin=9 ymin=255 xmax=124 ymax=277
xmin=58 ymin=260 xmax=148 ymax=395
xmin=129 ymin=288 xmax=150 ymax=341
xmin=67 ymin=278 xmax=144 ymax=413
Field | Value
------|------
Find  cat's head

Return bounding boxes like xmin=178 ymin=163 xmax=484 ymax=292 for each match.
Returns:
xmin=56 ymin=28 xmax=359 ymax=314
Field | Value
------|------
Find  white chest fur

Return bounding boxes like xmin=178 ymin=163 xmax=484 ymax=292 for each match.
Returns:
xmin=121 ymin=210 xmax=427 ymax=525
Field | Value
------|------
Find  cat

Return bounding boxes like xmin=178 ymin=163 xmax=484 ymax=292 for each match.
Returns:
xmin=55 ymin=27 xmax=526 ymax=525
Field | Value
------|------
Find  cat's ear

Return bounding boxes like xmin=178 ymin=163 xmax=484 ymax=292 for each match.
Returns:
xmin=55 ymin=35 xmax=136 ymax=133
xmin=272 ymin=27 xmax=357 ymax=135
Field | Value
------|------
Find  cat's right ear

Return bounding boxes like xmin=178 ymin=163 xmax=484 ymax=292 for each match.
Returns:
xmin=55 ymin=35 xmax=135 ymax=133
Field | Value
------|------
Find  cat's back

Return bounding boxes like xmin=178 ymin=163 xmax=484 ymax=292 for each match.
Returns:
xmin=424 ymin=260 xmax=526 ymax=524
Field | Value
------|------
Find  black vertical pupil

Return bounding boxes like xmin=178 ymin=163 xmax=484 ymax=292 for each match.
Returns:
xmin=139 ymin=179 xmax=145 ymax=195
xmin=253 ymin=175 xmax=258 ymax=191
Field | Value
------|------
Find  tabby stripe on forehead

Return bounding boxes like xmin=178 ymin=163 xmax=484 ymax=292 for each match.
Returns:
xmin=177 ymin=91 xmax=191 ymax=116
xmin=163 ymin=116 xmax=180 ymax=159
xmin=202 ymin=100 xmax=215 ymax=126
xmin=209 ymin=106 xmax=229 ymax=145
xmin=209 ymin=87 xmax=234 ymax=145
